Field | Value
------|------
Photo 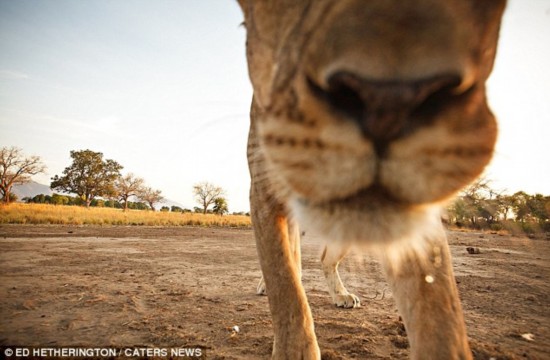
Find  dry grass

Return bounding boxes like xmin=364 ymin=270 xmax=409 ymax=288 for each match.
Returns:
xmin=0 ymin=203 xmax=251 ymax=227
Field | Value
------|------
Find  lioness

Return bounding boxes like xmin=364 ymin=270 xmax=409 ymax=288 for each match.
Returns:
xmin=238 ymin=1 xmax=506 ymax=359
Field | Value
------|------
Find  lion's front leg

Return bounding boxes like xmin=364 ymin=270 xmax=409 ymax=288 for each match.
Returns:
xmin=257 ymin=219 xmax=302 ymax=296
xmin=381 ymin=223 xmax=472 ymax=360
xmin=321 ymin=244 xmax=360 ymax=308
xmin=251 ymin=191 xmax=319 ymax=359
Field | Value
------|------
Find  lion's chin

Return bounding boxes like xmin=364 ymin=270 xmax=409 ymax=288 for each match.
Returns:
xmin=290 ymin=188 xmax=443 ymax=246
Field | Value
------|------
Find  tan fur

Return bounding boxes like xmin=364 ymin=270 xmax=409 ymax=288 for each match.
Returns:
xmin=258 ymin=241 xmax=360 ymax=309
xmin=239 ymin=1 xmax=506 ymax=358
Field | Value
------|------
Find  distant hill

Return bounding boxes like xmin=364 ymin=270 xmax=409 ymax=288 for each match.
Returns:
xmin=158 ymin=199 xmax=187 ymax=210
xmin=12 ymin=181 xmax=186 ymax=209
xmin=12 ymin=181 xmax=53 ymax=200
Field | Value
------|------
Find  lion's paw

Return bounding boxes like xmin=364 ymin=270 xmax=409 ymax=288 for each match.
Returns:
xmin=334 ymin=293 xmax=361 ymax=308
xmin=256 ymin=278 xmax=267 ymax=296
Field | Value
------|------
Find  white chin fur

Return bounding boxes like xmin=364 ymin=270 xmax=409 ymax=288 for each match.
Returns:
xmin=290 ymin=197 xmax=443 ymax=246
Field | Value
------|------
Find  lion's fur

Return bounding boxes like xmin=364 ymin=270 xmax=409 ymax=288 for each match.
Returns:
xmin=239 ymin=0 xmax=506 ymax=358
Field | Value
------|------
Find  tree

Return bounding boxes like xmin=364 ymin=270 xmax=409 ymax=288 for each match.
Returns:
xmin=0 ymin=146 xmax=46 ymax=203
xmin=115 ymin=173 xmax=145 ymax=211
xmin=193 ymin=182 xmax=226 ymax=214
xmin=138 ymin=186 xmax=164 ymax=211
xmin=527 ymin=194 xmax=549 ymax=224
xmin=510 ymin=191 xmax=530 ymax=223
xmin=447 ymin=197 xmax=471 ymax=227
xmin=213 ymin=197 xmax=229 ymax=216
xmin=458 ymin=176 xmax=503 ymax=226
xmin=460 ymin=176 xmax=493 ymax=202
xmin=496 ymin=194 xmax=515 ymax=221
xmin=50 ymin=150 xmax=122 ymax=207
xmin=51 ymin=193 xmax=70 ymax=206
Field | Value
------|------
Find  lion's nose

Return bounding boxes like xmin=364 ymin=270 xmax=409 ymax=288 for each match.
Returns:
xmin=308 ymin=71 xmax=464 ymax=156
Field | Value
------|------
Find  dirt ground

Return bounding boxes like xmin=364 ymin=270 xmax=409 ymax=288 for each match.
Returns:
xmin=0 ymin=225 xmax=548 ymax=359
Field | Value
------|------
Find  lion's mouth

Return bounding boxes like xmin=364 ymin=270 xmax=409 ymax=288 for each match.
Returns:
xmin=300 ymin=183 xmax=409 ymax=211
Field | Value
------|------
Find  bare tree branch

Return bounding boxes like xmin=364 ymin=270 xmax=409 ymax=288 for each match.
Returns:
xmin=138 ymin=186 xmax=164 ymax=211
xmin=116 ymin=173 xmax=145 ymax=211
xmin=193 ymin=182 xmax=226 ymax=214
xmin=1 ymin=146 xmax=46 ymax=203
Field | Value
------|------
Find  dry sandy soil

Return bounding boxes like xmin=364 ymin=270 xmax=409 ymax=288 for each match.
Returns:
xmin=0 ymin=225 xmax=548 ymax=359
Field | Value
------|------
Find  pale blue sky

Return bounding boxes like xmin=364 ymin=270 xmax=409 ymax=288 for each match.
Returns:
xmin=1 ymin=0 xmax=549 ymax=211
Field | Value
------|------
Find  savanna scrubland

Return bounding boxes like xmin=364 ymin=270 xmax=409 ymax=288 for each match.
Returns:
xmin=0 ymin=225 xmax=548 ymax=359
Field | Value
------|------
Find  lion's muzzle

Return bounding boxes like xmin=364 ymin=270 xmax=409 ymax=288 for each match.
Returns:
xmin=307 ymin=72 xmax=466 ymax=157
